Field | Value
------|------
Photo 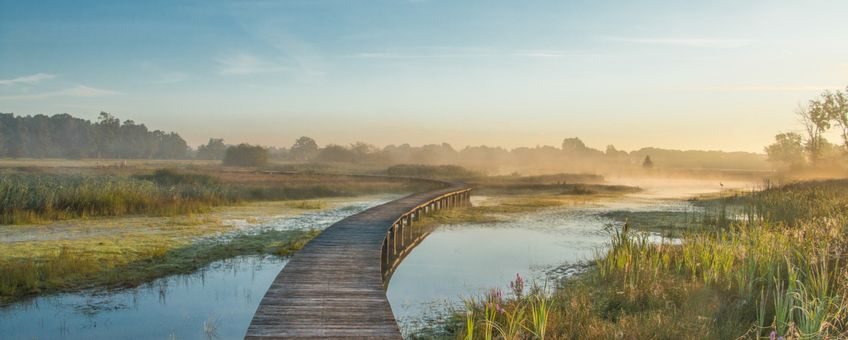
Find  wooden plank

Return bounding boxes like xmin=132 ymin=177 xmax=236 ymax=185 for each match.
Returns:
xmin=245 ymin=185 xmax=470 ymax=339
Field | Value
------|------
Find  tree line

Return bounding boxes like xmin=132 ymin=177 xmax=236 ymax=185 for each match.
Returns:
xmin=765 ymin=85 xmax=848 ymax=170
xmin=0 ymin=112 xmax=188 ymax=159
xmin=205 ymin=135 xmax=770 ymax=172
xmin=1 ymin=111 xmax=771 ymax=173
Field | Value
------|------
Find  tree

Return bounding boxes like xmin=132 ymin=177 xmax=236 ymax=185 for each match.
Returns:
xmin=822 ymin=87 xmax=848 ymax=152
xmin=316 ymin=144 xmax=356 ymax=163
xmin=765 ymin=132 xmax=805 ymax=169
xmin=798 ymin=102 xmax=831 ymax=164
xmin=0 ymin=112 xmax=188 ymax=159
xmin=223 ymin=144 xmax=268 ymax=166
xmin=642 ymin=155 xmax=654 ymax=168
xmin=197 ymin=138 xmax=227 ymax=160
xmin=605 ymin=144 xmax=628 ymax=161
xmin=290 ymin=136 xmax=318 ymax=161
xmin=561 ymin=137 xmax=588 ymax=153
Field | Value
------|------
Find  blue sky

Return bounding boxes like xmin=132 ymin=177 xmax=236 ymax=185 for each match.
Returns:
xmin=1 ymin=0 xmax=847 ymax=152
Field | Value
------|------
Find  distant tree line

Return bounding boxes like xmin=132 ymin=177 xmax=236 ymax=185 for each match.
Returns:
xmin=765 ymin=85 xmax=848 ymax=170
xmin=2 ymin=112 xmax=772 ymax=173
xmin=0 ymin=112 xmax=188 ymax=159
xmin=223 ymin=144 xmax=268 ymax=167
xmin=210 ymin=135 xmax=770 ymax=173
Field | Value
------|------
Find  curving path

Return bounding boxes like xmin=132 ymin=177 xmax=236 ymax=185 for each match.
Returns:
xmin=245 ymin=184 xmax=471 ymax=339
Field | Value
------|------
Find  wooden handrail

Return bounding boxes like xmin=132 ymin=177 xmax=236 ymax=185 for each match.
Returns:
xmin=380 ymin=187 xmax=471 ymax=283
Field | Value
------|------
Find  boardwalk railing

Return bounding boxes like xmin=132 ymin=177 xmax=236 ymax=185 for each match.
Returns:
xmin=246 ymin=184 xmax=471 ymax=339
xmin=381 ymin=187 xmax=471 ymax=283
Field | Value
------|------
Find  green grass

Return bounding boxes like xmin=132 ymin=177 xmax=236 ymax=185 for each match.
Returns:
xmin=0 ymin=227 xmax=321 ymax=304
xmin=0 ymin=171 xmax=225 ymax=224
xmin=426 ymin=179 xmax=848 ymax=339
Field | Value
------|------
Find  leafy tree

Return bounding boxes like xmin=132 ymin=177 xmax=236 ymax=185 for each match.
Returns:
xmin=0 ymin=112 xmax=188 ymax=159
xmin=290 ymin=136 xmax=318 ymax=161
xmin=821 ymin=87 xmax=848 ymax=152
xmin=223 ymin=144 xmax=268 ymax=166
xmin=316 ymin=144 xmax=356 ymax=163
xmin=197 ymin=138 xmax=227 ymax=160
xmin=765 ymin=132 xmax=806 ymax=169
xmin=561 ymin=137 xmax=588 ymax=153
xmin=798 ymin=102 xmax=831 ymax=164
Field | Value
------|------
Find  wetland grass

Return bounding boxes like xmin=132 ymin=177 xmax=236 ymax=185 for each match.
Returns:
xmin=0 ymin=227 xmax=322 ymax=304
xmin=429 ymin=179 xmax=848 ymax=339
xmin=0 ymin=167 xmax=430 ymax=224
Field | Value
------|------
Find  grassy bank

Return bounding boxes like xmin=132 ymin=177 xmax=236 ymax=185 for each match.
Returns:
xmin=0 ymin=167 xmax=431 ymax=224
xmin=427 ymin=179 xmax=848 ymax=339
xmin=0 ymin=212 xmax=322 ymax=305
xmin=419 ymin=181 xmax=640 ymax=227
xmin=0 ymin=191 xmax=378 ymax=305
xmin=470 ymin=173 xmax=634 ymax=196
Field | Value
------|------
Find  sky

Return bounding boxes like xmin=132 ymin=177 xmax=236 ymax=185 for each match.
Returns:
xmin=1 ymin=0 xmax=847 ymax=153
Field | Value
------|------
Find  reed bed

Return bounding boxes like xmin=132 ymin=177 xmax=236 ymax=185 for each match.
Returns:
xmin=0 ymin=171 xmax=232 ymax=224
xmin=0 ymin=168 xmax=426 ymax=224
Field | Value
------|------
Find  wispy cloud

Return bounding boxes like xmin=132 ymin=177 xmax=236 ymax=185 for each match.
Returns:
xmin=0 ymin=85 xmax=121 ymax=101
xmin=0 ymin=73 xmax=56 ymax=86
xmin=216 ymin=53 xmax=287 ymax=75
xmin=608 ymin=37 xmax=754 ymax=49
xmin=698 ymin=84 xmax=840 ymax=92
xmin=348 ymin=47 xmax=594 ymax=59
xmin=347 ymin=52 xmax=493 ymax=59
xmin=140 ymin=62 xmax=189 ymax=84
xmin=511 ymin=50 xmax=591 ymax=58
xmin=152 ymin=71 xmax=189 ymax=84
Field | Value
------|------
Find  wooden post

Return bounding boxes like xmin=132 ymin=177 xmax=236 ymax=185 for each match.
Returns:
xmin=392 ymin=224 xmax=399 ymax=256
xmin=382 ymin=237 xmax=388 ymax=273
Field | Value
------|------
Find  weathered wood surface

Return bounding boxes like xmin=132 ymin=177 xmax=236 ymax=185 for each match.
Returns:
xmin=246 ymin=184 xmax=471 ymax=339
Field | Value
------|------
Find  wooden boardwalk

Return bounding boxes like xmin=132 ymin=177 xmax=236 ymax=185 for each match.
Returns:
xmin=245 ymin=184 xmax=471 ymax=339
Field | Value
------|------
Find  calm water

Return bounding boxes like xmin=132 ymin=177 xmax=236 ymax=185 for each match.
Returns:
xmin=0 ymin=256 xmax=284 ymax=340
xmin=0 ymin=197 xmax=392 ymax=340
xmin=386 ymin=179 xmax=747 ymax=334
xmin=0 ymin=180 xmax=747 ymax=339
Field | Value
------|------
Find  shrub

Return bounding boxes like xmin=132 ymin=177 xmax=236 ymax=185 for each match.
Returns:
xmin=223 ymin=144 xmax=268 ymax=167
xmin=386 ymin=164 xmax=479 ymax=179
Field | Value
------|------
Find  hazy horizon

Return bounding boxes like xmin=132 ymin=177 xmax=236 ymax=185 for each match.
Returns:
xmin=2 ymin=1 xmax=847 ymax=153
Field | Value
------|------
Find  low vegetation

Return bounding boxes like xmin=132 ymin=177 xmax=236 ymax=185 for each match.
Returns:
xmin=387 ymin=164 xmax=481 ymax=180
xmin=469 ymin=173 xmax=634 ymax=196
xmin=223 ymin=143 xmax=269 ymax=167
xmin=426 ymin=179 xmax=848 ymax=339
xmin=0 ymin=167 xmax=432 ymax=224
xmin=0 ymin=226 xmax=321 ymax=304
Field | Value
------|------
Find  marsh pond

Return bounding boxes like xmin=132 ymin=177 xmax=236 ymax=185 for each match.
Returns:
xmin=0 ymin=179 xmax=748 ymax=339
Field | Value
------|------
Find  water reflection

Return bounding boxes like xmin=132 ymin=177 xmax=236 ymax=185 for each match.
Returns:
xmin=0 ymin=197 xmax=393 ymax=340
xmin=387 ymin=180 xmax=746 ymax=335
xmin=0 ymin=255 xmax=284 ymax=340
